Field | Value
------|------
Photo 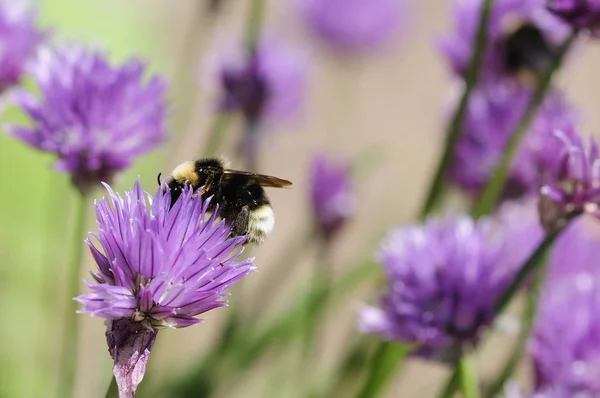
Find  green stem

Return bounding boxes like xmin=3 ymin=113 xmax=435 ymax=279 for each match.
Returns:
xmin=419 ymin=0 xmax=494 ymax=219
xmin=459 ymin=353 xmax=480 ymax=398
xmin=201 ymin=114 xmax=233 ymax=156
xmin=324 ymin=336 xmax=374 ymax=397
xmin=439 ymin=217 xmax=574 ymax=398
xmin=166 ymin=258 xmax=377 ymax=397
xmin=439 ymin=368 xmax=459 ymax=398
xmin=483 ymin=271 xmax=543 ymax=398
xmin=471 ymin=32 xmax=577 ymax=218
xmin=301 ymin=238 xmax=333 ymax=361
xmin=57 ymin=191 xmax=88 ymax=398
xmin=356 ymin=342 xmax=409 ymax=398
xmin=245 ymin=0 xmax=266 ymax=53
xmin=105 ymin=377 xmax=118 ymax=398
xmin=493 ymin=218 xmax=574 ymax=316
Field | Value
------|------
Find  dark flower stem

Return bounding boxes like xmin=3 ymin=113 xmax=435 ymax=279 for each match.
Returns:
xmin=439 ymin=369 xmax=459 ymax=398
xmin=202 ymin=0 xmax=265 ymax=158
xmin=240 ymin=121 xmax=261 ymax=171
xmin=470 ymin=32 xmax=577 ymax=218
xmin=201 ymin=114 xmax=234 ymax=156
xmin=459 ymin=352 xmax=480 ymax=398
xmin=483 ymin=266 xmax=546 ymax=398
xmin=419 ymin=0 xmax=494 ymax=219
xmin=57 ymin=191 xmax=88 ymax=398
xmin=105 ymin=377 xmax=118 ymax=398
xmin=439 ymin=214 xmax=576 ymax=398
xmin=356 ymin=342 xmax=410 ymax=398
xmin=493 ymin=218 xmax=573 ymax=315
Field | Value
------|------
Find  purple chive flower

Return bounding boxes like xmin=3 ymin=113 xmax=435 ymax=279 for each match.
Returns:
xmin=529 ymin=273 xmax=600 ymax=395
xmin=211 ymin=41 xmax=307 ymax=124
xmin=440 ymin=0 xmax=570 ymax=79
xmin=500 ymin=382 xmax=574 ymax=398
xmin=76 ymin=179 xmax=254 ymax=397
xmin=547 ymin=0 xmax=600 ymax=34
xmin=546 ymin=215 xmax=600 ymax=279
xmin=309 ymin=153 xmax=356 ymax=241
xmin=299 ymin=0 xmax=404 ymax=53
xmin=7 ymin=46 xmax=168 ymax=194
xmin=539 ymin=129 xmax=600 ymax=232
xmin=0 ymin=1 xmax=45 ymax=91
xmin=451 ymin=81 xmax=577 ymax=200
xmin=358 ymin=203 xmax=541 ymax=361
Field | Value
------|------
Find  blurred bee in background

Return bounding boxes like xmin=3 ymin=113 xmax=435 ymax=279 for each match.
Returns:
xmin=502 ymin=23 xmax=557 ymax=81
xmin=158 ymin=157 xmax=292 ymax=244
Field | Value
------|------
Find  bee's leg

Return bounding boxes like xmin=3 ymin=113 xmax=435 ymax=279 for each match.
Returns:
xmin=229 ymin=206 xmax=250 ymax=241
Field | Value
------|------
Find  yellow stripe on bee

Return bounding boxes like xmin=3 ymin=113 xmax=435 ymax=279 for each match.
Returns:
xmin=171 ymin=161 xmax=198 ymax=186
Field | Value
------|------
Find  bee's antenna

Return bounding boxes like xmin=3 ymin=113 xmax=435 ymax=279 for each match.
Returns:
xmin=157 ymin=172 xmax=163 ymax=186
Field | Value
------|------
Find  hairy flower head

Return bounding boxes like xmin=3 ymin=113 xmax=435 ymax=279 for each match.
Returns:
xmin=8 ymin=46 xmax=168 ymax=193
xmin=76 ymin=180 xmax=254 ymax=396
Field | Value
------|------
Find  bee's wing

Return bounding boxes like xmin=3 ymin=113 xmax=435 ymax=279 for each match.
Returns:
xmin=223 ymin=169 xmax=292 ymax=188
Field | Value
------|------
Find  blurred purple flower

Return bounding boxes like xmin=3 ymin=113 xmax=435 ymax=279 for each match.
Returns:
xmin=547 ymin=0 xmax=600 ymax=34
xmin=7 ymin=46 xmax=168 ymax=194
xmin=309 ymin=153 xmax=356 ymax=241
xmin=501 ymin=382 xmax=578 ymax=398
xmin=451 ymin=81 xmax=577 ymax=200
xmin=539 ymin=130 xmax=600 ymax=232
xmin=546 ymin=215 xmax=600 ymax=279
xmin=0 ymin=0 xmax=46 ymax=91
xmin=212 ymin=42 xmax=307 ymax=124
xmin=299 ymin=0 xmax=404 ymax=53
xmin=358 ymin=203 xmax=541 ymax=361
xmin=76 ymin=179 xmax=254 ymax=396
xmin=529 ymin=273 xmax=600 ymax=395
xmin=440 ymin=0 xmax=570 ymax=79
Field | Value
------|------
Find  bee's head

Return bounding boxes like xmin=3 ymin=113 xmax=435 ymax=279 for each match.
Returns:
xmin=193 ymin=158 xmax=226 ymax=189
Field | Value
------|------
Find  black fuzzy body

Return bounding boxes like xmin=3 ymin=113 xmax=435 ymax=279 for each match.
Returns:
xmin=214 ymin=173 xmax=271 ymax=240
xmin=165 ymin=158 xmax=272 ymax=242
xmin=503 ymin=24 xmax=555 ymax=76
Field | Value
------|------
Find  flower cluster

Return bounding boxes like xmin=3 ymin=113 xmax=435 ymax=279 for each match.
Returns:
xmin=0 ymin=0 xmax=46 ymax=91
xmin=451 ymin=81 xmax=577 ymax=199
xmin=547 ymin=0 xmax=600 ymax=34
xmin=76 ymin=180 xmax=254 ymax=396
xmin=309 ymin=153 xmax=356 ymax=240
xmin=440 ymin=0 xmax=570 ymax=80
xmin=539 ymin=130 xmax=600 ymax=232
xmin=213 ymin=42 xmax=307 ymax=124
xmin=529 ymin=273 xmax=600 ymax=395
xmin=8 ymin=46 xmax=168 ymax=194
xmin=359 ymin=202 xmax=541 ymax=361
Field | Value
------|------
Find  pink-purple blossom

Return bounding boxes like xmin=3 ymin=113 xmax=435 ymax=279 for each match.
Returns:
xmin=309 ymin=153 xmax=356 ymax=240
xmin=451 ymin=80 xmax=577 ymax=200
xmin=358 ymin=203 xmax=541 ymax=361
xmin=539 ymin=129 xmax=600 ymax=232
xmin=212 ymin=42 xmax=307 ymax=124
xmin=299 ymin=0 xmax=404 ymax=54
xmin=547 ymin=0 xmax=600 ymax=34
xmin=76 ymin=180 xmax=254 ymax=396
xmin=0 ymin=0 xmax=46 ymax=91
xmin=7 ymin=46 xmax=168 ymax=193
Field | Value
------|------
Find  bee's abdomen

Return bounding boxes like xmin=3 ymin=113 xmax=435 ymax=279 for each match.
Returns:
xmin=246 ymin=204 xmax=275 ymax=244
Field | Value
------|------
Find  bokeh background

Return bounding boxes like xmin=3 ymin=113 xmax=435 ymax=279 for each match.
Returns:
xmin=2 ymin=1 xmax=600 ymax=397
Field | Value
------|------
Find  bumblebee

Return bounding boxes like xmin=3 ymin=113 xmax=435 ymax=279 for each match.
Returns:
xmin=159 ymin=157 xmax=292 ymax=244
xmin=503 ymin=23 xmax=555 ymax=79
